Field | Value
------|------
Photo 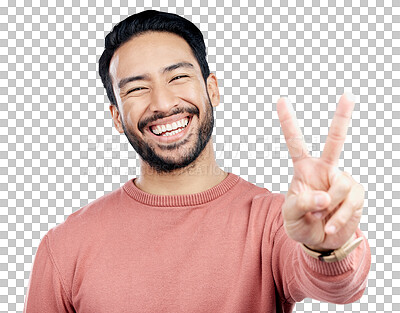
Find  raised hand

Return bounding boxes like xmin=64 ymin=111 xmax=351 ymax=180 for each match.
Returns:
xmin=276 ymin=93 xmax=364 ymax=251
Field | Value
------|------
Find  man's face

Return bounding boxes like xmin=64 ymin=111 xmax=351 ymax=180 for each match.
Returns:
xmin=109 ymin=31 xmax=219 ymax=173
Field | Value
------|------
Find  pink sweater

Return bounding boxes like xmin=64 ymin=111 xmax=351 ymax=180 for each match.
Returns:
xmin=24 ymin=173 xmax=370 ymax=313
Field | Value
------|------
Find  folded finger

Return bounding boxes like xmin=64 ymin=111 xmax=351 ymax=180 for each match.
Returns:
xmin=324 ymin=182 xmax=365 ymax=234
xmin=326 ymin=171 xmax=353 ymax=213
xmin=282 ymin=191 xmax=331 ymax=221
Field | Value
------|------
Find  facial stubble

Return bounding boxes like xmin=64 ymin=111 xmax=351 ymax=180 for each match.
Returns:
xmin=120 ymin=98 xmax=214 ymax=173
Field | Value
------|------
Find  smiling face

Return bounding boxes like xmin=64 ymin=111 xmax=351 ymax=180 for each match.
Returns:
xmin=109 ymin=31 xmax=220 ymax=173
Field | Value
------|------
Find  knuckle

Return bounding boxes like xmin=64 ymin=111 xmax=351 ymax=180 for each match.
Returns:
xmin=340 ymin=174 xmax=353 ymax=192
xmin=351 ymin=184 xmax=365 ymax=208
xmin=356 ymin=194 xmax=365 ymax=207
xmin=347 ymin=198 xmax=361 ymax=210
xmin=296 ymin=194 xmax=308 ymax=211
xmin=356 ymin=182 xmax=365 ymax=195
xmin=335 ymin=215 xmax=348 ymax=228
xmin=353 ymin=207 xmax=364 ymax=218
xmin=328 ymin=132 xmax=346 ymax=143
xmin=342 ymin=171 xmax=352 ymax=178
xmin=297 ymin=197 xmax=306 ymax=211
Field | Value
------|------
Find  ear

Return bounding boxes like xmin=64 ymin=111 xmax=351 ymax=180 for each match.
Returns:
xmin=109 ymin=105 xmax=124 ymax=133
xmin=206 ymin=73 xmax=220 ymax=108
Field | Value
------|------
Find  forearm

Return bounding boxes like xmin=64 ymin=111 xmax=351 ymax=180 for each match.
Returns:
xmin=274 ymin=227 xmax=371 ymax=304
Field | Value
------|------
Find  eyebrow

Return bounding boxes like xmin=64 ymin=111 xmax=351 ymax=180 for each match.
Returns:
xmin=162 ymin=62 xmax=194 ymax=74
xmin=117 ymin=62 xmax=194 ymax=89
xmin=118 ymin=74 xmax=150 ymax=89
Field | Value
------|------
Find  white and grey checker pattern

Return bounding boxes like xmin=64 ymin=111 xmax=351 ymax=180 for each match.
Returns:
xmin=1 ymin=0 xmax=399 ymax=312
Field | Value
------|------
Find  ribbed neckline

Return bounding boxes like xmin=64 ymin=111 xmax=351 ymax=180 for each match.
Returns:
xmin=122 ymin=173 xmax=240 ymax=207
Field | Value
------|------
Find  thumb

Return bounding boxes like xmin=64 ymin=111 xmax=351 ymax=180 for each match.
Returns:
xmin=282 ymin=191 xmax=331 ymax=221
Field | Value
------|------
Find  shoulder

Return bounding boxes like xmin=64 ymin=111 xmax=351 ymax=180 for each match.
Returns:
xmin=230 ymin=176 xmax=286 ymax=246
xmin=235 ymin=175 xmax=285 ymax=208
xmin=236 ymin=177 xmax=286 ymax=233
xmin=233 ymin=176 xmax=285 ymax=224
xmin=46 ymin=184 xmax=128 ymax=247
xmin=239 ymin=181 xmax=287 ymax=247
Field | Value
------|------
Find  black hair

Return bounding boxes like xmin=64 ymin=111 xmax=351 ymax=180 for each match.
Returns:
xmin=98 ymin=10 xmax=210 ymax=106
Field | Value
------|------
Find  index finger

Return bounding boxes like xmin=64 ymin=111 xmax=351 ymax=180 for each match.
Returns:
xmin=276 ymin=97 xmax=310 ymax=163
xmin=321 ymin=93 xmax=355 ymax=165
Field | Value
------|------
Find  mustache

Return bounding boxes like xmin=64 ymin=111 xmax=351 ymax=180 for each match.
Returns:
xmin=138 ymin=106 xmax=200 ymax=133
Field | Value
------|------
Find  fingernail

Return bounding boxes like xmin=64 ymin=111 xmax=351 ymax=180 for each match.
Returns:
xmin=312 ymin=211 xmax=323 ymax=219
xmin=280 ymin=96 xmax=293 ymax=112
xmin=344 ymin=91 xmax=356 ymax=103
xmin=314 ymin=194 xmax=326 ymax=207
xmin=326 ymin=225 xmax=336 ymax=234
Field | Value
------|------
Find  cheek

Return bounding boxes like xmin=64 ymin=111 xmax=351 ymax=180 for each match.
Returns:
xmin=121 ymin=101 xmax=145 ymax=130
xmin=174 ymin=82 xmax=206 ymax=105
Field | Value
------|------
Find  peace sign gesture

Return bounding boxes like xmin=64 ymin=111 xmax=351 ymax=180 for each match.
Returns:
xmin=277 ymin=93 xmax=364 ymax=251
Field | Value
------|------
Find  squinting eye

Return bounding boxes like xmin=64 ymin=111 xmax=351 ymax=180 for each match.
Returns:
xmin=127 ymin=87 xmax=146 ymax=94
xmin=170 ymin=75 xmax=189 ymax=82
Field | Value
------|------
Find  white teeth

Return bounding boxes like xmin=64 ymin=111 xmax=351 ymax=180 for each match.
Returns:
xmin=151 ymin=117 xmax=189 ymax=135
xmin=162 ymin=127 xmax=184 ymax=136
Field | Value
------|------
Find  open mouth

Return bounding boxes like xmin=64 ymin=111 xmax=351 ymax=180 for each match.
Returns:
xmin=150 ymin=116 xmax=190 ymax=137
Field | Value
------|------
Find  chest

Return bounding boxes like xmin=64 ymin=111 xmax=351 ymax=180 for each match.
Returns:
xmin=70 ymin=206 xmax=268 ymax=312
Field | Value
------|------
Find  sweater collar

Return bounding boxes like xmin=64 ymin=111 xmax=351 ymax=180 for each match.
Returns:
xmin=122 ymin=173 xmax=240 ymax=207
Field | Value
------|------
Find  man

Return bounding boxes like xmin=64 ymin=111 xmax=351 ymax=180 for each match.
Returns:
xmin=24 ymin=10 xmax=370 ymax=312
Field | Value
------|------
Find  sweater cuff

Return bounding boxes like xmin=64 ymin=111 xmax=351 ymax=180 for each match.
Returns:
xmin=300 ymin=231 xmax=365 ymax=276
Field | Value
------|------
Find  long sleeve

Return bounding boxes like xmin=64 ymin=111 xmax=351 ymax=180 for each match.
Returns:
xmin=274 ymin=225 xmax=370 ymax=304
xmin=23 ymin=235 xmax=75 ymax=313
xmin=268 ymin=192 xmax=371 ymax=305
xmin=22 ymin=176 xmax=372 ymax=312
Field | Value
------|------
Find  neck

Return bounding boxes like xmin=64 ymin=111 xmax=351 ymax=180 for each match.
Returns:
xmin=134 ymin=142 xmax=227 ymax=195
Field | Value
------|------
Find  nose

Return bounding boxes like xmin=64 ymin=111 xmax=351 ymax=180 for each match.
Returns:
xmin=148 ymin=83 xmax=178 ymax=113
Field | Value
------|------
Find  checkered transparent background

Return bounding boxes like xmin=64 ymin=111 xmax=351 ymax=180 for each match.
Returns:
xmin=1 ymin=0 xmax=399 ymax=312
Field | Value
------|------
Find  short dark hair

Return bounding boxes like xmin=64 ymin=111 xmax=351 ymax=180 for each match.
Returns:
xmin=99 ymin=10 xmax=210 ymax=106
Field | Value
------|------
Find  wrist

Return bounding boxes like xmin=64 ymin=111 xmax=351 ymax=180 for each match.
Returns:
xmin=304 ymin=245 xmax=333 ymax=253
xmin=304 ymin=233 xmax=357 ymax=253
xmin=301 ymin=233 xmax=361 ymax=263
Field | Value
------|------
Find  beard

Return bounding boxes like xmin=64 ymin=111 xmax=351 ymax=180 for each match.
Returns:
xmin=120 ymin=98 xmax=214 ymax=173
